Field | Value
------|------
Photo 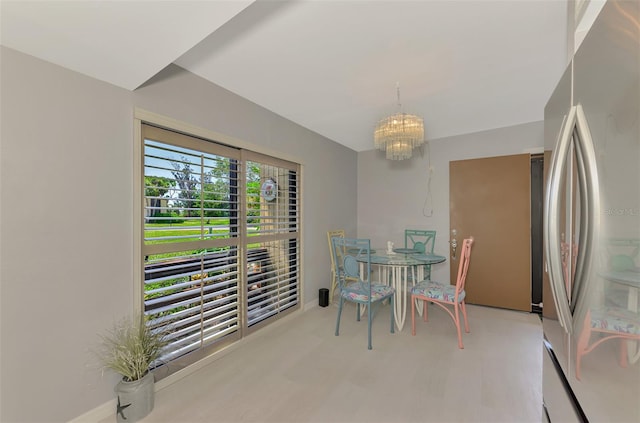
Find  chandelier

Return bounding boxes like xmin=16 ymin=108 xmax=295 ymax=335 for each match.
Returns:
xmin=374 ymin=85 xmax=425 ymax=160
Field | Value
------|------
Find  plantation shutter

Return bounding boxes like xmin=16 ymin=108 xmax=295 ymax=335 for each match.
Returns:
xmin=143 ymin=125 xmax=243 ymax=369
xmin=243 ymin=151 xmax=300 ymax=331
xmin=141 ymin=124 xmax=300 ymax=376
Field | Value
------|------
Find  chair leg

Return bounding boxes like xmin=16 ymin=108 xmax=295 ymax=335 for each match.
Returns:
xmin=575 ymin=314 xmax=592 ymax=380
xmin=461 ymin=300 xmax=470 ymax=333
xmin=423 ymin=298 xmax=428 ymax=322
xmin=454 ymin=303 xmax=464 ymax=349
xmin=329 ymin=272 xmax=337 ymax=305
xmin=619 ymin=339 xmax=629 ymax=368
xmin=356 ymin=304 xmax=361 ymax=322
xmin=411 ymin=295 xmax=416 ymax=336
xmin=335 ymin=297 xmax=344 ymax=336
xmin=576 ymin=349 xmax=583 ymax=381
xmin=368 ymin=302 xmax=373 ymax=350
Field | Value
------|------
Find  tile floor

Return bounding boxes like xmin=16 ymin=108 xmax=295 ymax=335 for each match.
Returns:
xmin=102 ymin=302 xmax=543 ymax=423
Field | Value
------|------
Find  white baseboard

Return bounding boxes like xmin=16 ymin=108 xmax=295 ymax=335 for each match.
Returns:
xmin=304 ymin=298 xmax=319 ymax=311
xmin=68 ymin=398 xmax=115 ymax=423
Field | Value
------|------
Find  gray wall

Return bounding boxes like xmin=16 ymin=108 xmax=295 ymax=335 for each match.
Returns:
xmin=0 ymin=46 xmax=357 ymax=422
xmin=357 ymin=121 xmax=544 ymax=283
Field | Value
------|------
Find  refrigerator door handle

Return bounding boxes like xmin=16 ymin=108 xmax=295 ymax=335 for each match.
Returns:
xmin=545 ymin=108 xmax=575 ymax=333
xmin=544 ymin=104 xmax=601 ymax=335
xmin=571 ymin=104 xmax=600 ymax=322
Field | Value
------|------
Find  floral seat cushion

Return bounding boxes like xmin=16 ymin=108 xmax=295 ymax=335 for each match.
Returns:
xmin=590 ymin=307 xmax=640 ymax=335
xmin=341 ymin=283 xmax=394 ymax=302
xmin=411 ymin=280 xmax=465 ymax=303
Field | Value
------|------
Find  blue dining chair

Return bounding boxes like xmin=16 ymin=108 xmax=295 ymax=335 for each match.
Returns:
xmin=331 ymin=237 xmax=395 ymax=350
xmin=405 ymin=229 xmax=436 ymax=280
xmin=327 ymin=229 xmax=346 ymax=305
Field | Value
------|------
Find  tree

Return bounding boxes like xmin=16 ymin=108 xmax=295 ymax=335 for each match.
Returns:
xmin=169 ymin=156 xmax=263 ymax=220
xmin=203 ymin=159 xmax=261 ymax=219
xmin=171 ymin=157 xmax=201 ymax=218
xmin=204 ymin=158 xmax=233 ymax=218
xmin=246 ymin=163 xmax=261 ymax=219
xmin=145 ymin=176 xmax=174 ymax=217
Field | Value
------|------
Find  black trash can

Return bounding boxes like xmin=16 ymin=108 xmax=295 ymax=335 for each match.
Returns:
xmin=319 ymin=288 xmax=329 ymax=307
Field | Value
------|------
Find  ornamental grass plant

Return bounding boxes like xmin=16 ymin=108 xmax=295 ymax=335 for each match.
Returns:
xmin=97 ymin=316 xmax=168 ymax=382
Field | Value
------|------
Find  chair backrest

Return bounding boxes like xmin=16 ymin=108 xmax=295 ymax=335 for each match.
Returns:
xmin=331 ymin=237 xmax=371 ymax=294
xmin=327 ymin=229 xmax=346 ymax=271
xmin=455 ymin=238 xmax=474 ymax=295
xmin=405 ymin=229 xmax=436 ymax=254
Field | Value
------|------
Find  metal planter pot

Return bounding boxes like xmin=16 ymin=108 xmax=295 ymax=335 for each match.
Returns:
xmin=115 ymin=372 xmax=155 ymax=423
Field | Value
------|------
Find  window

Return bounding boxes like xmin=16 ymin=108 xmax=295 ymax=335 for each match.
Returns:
xmin=141 ymin=124 xmax=300 ymax=378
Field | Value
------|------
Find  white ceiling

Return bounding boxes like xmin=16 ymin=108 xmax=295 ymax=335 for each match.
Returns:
xmin=1 ymin=0 xmax=569 ymax=152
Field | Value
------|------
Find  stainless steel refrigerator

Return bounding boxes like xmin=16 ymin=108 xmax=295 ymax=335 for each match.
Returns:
xmin=542 ymin=0 xmax=639 ymax=421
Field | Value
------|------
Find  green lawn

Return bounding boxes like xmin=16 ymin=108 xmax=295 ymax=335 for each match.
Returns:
xmin=145 ymin=218 xmax=230 ymax=244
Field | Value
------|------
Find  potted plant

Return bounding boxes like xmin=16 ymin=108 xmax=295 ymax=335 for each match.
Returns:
xmin=96 ymin=316 xmax=168 ymax=423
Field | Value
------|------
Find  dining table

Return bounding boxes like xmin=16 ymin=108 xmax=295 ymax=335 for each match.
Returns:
xmin=357 ymin=248 xmax=446 ymax=331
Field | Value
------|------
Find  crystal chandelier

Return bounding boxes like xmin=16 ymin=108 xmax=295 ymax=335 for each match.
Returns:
xmin=374 ymin=85 xmax=425 ymax=160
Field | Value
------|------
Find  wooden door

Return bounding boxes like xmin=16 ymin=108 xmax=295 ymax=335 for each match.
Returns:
xmin=449 ymin=154 xmax=531 ymax=311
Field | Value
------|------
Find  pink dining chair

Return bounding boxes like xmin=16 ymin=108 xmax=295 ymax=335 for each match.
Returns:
xmin=561 ymin=240 xmax=578 ymax=296
xmin=576 ymin=307 xmax=640 ymax=380
xmin=411 ymin=237 xmax=474 ymax=349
